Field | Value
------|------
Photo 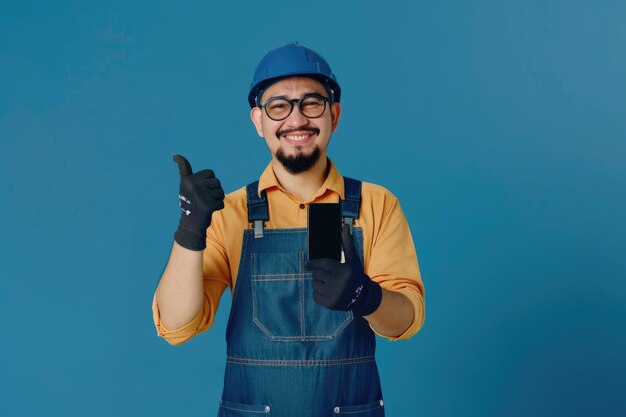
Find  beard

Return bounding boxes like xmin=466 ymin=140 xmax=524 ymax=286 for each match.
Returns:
xmin=276 ymin=146 xmax=321 ymax=174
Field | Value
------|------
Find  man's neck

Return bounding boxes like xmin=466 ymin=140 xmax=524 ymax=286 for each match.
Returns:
xmin=271 ymin=156 xmax=329 ymax=202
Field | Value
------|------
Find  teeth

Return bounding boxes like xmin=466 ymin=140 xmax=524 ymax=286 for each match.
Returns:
xmin=284 ymin=134 xmax=310 ymax=141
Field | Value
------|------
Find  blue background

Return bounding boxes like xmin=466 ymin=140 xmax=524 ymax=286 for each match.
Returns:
xmin=1 ymin=1 xmax=625 ymax=416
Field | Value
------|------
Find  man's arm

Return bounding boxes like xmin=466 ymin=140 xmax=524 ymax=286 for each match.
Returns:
xmin=153 ymin=226 xmax=231 ymax=345
xmin=307 ymin=224 xmax=423 ymax=339
xmin=155 ymin=242 xmax=204 ymax=330
xmin=306 ymin=190 xmax=425 ymax=341
xmin=152 ymin=154 xmax=226 ymax=344
xmin=363 ymin=194 xmax=426 ymax=341
xmin=363 ymin=289 xmax=414 ymax=339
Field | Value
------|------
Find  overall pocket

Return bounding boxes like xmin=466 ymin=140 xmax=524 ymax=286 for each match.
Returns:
xmin=251 ymin=251 xmax=352 ymax=341
xmin=332 ymin=399 xmax=385 ymax=416
xmin=218 ymin=399 xmax=271 ymax=416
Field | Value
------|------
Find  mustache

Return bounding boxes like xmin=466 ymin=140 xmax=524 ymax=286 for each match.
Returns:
xmin=276 ymin=126 xmax=320 ymax=138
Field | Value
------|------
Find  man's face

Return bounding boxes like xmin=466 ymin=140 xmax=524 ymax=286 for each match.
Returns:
xmin=251 ymin=77 xmax=341 ymax=174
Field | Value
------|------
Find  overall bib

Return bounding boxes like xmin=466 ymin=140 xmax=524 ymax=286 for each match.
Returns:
xmin=218 ymin=178 xmax=384 ymax=417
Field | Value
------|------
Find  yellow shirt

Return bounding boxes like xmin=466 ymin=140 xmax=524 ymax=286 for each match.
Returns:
xmin=153 ymin=160 xmax=425 ymax=345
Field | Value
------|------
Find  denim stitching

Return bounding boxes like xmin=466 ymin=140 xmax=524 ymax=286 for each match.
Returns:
xmin=248 ymin=228 xmax=363 ymax=341
xmin=226 ymin=355 xmax=375 ymax=367
xmin=331 ymin=311 xmax=353 ymax=338
xmin=251 ymin=317 xmax=353 ymax=341
xmin=225 ymin=231 xmax=251 ymax=333
xmin=250 ymin=252 xmax=277 ymax=339
xmin=251 ymin=334 xmax=344 ymax=341
xmin=334 ymin=406 xmax=382 ymax=414
xmin=220 ymin=403 xmax=269 ymax=414
xmin=299 ymin=251 xmax=306 ymax=337
xmin=251 ymin=252 xmax=257 ymax=328
xmin=252 ymin=275 xmax=308 ymax=281
xmin=253 ymin=273 xmax=308 ymax=277
xmin=250 ymin=252 xmax=327 ymax=340
xmin=251 ymin=228 xmax=307 ymax=234
xmin=252 ymin=317 xmax=278 ymax=339
xmin=333 ymin=399 xmax=384 ymax=414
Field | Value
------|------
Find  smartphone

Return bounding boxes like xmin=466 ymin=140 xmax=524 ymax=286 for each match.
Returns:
xmin=308 ymin=203 xmax=342 ymax=261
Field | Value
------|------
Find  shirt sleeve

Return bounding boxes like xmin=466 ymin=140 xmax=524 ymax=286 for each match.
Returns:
xmin=364 ymin=194 xmax=426 ymax=341
xmin=152 ymin=214 xmax=231 ymax=346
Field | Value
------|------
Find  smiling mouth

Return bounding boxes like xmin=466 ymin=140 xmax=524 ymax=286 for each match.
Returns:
xmin=277 ymin=126 xmax=320 ymax=144
xmin=282 ymin=132 xmax=315 ymax=143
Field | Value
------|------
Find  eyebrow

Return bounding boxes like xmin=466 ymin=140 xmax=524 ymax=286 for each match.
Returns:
xmin=266 ymin=91 xmax=321 ymax=101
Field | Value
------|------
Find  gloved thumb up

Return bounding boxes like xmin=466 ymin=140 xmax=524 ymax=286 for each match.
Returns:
xmin=172 ymin=154 xmax=225 ymax=251
xmin=173 ymin=154 xmax=193 ymax=177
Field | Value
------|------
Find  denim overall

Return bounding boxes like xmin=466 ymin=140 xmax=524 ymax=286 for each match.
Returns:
xmin=217 ymin=177 xmax=385 ymax=417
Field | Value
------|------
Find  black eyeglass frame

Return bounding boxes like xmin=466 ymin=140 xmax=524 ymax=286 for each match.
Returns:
xmin=259 ymin=93 xmax=330 ymax=121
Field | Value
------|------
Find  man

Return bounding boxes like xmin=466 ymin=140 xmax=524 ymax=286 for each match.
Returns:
xmin=153 ymin=42 xmax=425 ymax=416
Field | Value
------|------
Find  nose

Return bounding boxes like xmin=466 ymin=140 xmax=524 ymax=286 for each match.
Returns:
xmin=284 ymin=102 xmax=310 ymax=126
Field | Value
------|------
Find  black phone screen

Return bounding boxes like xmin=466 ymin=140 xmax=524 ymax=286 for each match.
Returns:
xmin=308 ymin=203 xmax=342 ymax=261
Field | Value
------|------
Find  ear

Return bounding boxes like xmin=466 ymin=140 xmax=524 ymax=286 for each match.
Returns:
xmin=330 ymin=102 xmax=342 ymax=132
xmin=250 ymin=107 xmax=264 ymax=137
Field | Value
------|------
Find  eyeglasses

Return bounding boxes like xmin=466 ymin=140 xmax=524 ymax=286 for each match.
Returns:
xmin=259 ymin=93 xmax=330 ymax=121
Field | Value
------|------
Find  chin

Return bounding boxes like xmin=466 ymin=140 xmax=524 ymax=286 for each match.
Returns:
xmin=276 ymin=146 xmax=322 ymax=174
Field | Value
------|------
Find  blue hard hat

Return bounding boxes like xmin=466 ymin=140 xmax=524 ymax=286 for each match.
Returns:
xmin=248 ymin=42 xmax=341 ymax=108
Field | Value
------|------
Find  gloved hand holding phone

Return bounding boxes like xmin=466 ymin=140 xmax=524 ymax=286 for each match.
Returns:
xmin=306 ymin=224 xmax=383 ymax=316
xmin=172 ymin=154 xmax=225 ymax=251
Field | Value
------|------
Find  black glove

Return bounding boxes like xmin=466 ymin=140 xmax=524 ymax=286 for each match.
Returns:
xmin=305 ymin=224 xmax=383 ymax=316
xmin=172 ymin=154 xmax=225 ymax=251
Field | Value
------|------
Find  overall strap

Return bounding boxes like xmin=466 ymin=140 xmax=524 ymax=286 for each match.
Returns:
xmin=246 ymin=177 xmax=361 ymax=236
xmin=246 ymin=181 xmax=269 ymax=238
xmin=340 ymin=177 xmax=362 ymax=232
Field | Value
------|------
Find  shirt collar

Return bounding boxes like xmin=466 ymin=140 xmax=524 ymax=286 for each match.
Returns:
xmin=257 ymin=158 xmax=345 ymax=200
